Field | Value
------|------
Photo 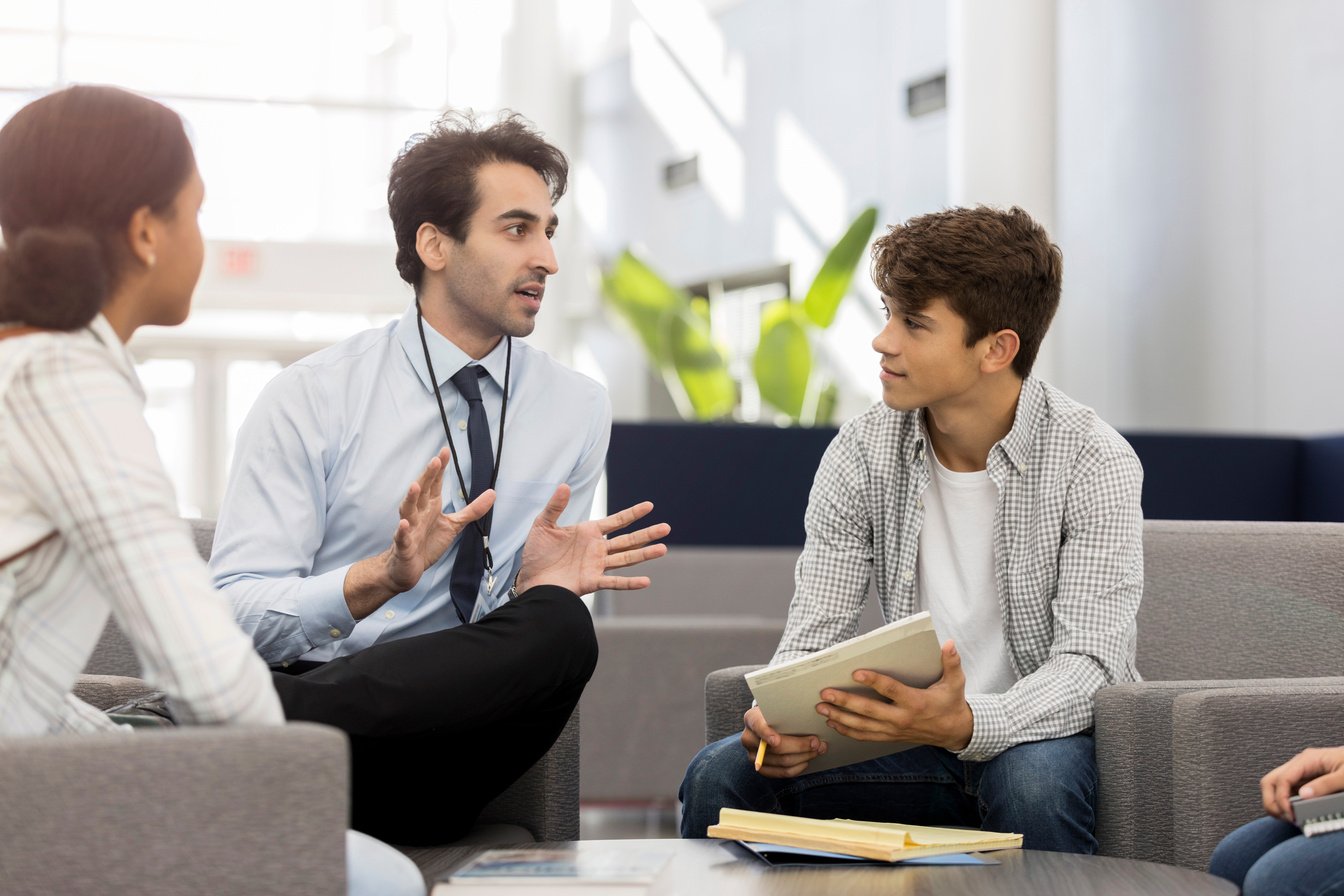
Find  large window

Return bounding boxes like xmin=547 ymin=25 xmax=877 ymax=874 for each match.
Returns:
xmin=0 ymin=0 xmax=462 ymax=243
xmin=0 ymin=2 xmax=470 ymax=513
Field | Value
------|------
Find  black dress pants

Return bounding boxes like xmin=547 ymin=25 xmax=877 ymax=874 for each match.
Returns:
xmin=269 ymin=584 xmax=598 ymax=846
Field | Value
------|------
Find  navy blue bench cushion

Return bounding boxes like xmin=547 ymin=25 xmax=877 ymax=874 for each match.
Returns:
xmin=1123 ymin=433 xmax=1302 ymax=522
xmin=606 ymin=423 xmax=1344 ymax=546
xmin=1299 ymin=435 xmax=1344 ymax=522
xmin=606 ymin=422 xmax=837 ymax=547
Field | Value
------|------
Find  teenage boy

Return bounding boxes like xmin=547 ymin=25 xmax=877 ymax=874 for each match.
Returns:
xmin=679 ymin=206 xmax=1143 ymax=854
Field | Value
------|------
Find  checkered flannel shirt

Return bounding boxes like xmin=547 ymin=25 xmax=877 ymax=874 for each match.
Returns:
xmin=0 ymin=317 xmax=283 ymax=735
xmin=773 ymin=377 xmax=1144 ymax=761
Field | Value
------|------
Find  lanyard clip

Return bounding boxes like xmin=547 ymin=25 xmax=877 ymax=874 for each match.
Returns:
xmin=483 ymin=537 xmax=496 ymax=596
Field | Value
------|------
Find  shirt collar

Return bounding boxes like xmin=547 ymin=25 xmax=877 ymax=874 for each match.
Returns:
xmin=88 ymin=314 xmax=141 ymax=390
xmin=394 ymin=303 xmax=511 ymax=393
xmin=994 ymin=377 xmax=1044 ymax=470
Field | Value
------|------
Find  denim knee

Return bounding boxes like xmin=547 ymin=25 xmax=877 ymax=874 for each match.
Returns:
xmin=978 ymin=735 xmax=1097 ymax=854
xmin=679 ymin=734 xmax=767 ymax=839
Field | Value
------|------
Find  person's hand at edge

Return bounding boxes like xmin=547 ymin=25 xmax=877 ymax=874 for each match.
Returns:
xmin=741 ymin=705 xmax=826 ymax=778
xmin=514 ymin=483 xmax=670 ymax=596
xmin=1261 ymin=745 xmax=1344 ymax=820
xmin=344 ymin=448 xmax=495 ymax=619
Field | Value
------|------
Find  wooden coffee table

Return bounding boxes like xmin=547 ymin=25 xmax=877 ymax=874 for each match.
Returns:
xmin=431 ymin=838 xmax=1237 ymax=895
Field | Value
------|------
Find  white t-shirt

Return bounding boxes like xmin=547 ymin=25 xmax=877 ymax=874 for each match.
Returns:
xmin=914 ymin=447 xmax=1018 ymax=696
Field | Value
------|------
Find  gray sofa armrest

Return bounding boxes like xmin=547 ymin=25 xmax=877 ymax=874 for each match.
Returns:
xmin=1095 ymin=677 xmax=1344 ymax=867
xmin=1171 ymin=679 xmax=1344 ymax=871
xmin=72 ymin=673 xmax=159 ymax=710
xmin=477 ymin=706 xmax=579 ymax=841
xmin=705 ymin=664 xmax=766 ymax=744
xmin=0 ymin=722 xmax=348 ymax=896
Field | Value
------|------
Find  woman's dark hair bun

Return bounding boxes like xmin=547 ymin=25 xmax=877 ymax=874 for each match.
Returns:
xmin=0 ymin=227 xmax=108 ymax=331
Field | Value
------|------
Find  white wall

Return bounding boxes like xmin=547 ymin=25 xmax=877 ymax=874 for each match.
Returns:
xmin=580 ymin=0 xmax=1344 ymax=435
xmin=1054 ymin=0 xmax=1344 ymax=434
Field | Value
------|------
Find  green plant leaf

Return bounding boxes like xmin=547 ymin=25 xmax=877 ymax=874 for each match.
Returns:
xmin=662 ymin=308 xmax=736 ymax=420
xmin=753 ymin=300 xmax=812 ymax=421
xmin=808 ymin=381 xmax=840 ymax=427
xmin=689 ymin=295 xmax=711 ymax=325
xmin=599 ymin=250 xmax=691 ymax=366
xmin=601 ymin=249 xmax=734 ymax=420
xmin=802 ymin=205 xmax=879 ymax=329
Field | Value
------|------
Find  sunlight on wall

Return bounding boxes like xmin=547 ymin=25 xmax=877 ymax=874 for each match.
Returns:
xmin=774 ymin=112 xmax=844 ymax=286
xmin=775 ymin=110 xmax=847 ymax=258
xmin=631 ymin=0 xmax=744 ymax=124
xmin=629 ymin=13 xmax=744 ymax=221
xmin=574 ymin=158 xmax=611 ymax=238
xmin=447 ymin=0 xmax=513 ymax=110
xmin=772 ymin=209 xmax=818 ymax=298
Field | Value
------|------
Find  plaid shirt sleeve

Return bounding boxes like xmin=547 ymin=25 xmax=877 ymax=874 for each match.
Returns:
xmin=773 ymin=422 xmax=879 ymax=665
xmin=3 ymin=333 xmax=284 ymax=731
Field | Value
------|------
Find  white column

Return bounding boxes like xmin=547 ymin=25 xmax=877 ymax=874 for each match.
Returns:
xmin=948 ymin=0 xmax=1059 ymax=380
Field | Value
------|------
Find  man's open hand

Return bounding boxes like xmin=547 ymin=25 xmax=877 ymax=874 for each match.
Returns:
xmin=344 ymin=448 xmax=494 ymax=619
xmin=514 ymin=484 xmax=669 ymax=596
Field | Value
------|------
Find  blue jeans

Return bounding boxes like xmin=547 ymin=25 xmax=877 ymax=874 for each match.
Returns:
xmin=1209 ymin=816 xmax=1344 ymax=896
xmin=678 ymin=732 xmax=1098 ymax=854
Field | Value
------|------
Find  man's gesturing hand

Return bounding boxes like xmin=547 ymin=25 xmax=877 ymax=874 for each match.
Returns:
xmin=344 ymin=448 xmax=495 ymax=619
xmin=514 ymin=484 xmax=670 ymax=596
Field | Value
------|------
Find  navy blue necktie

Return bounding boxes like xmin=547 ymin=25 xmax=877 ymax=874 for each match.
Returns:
xmin=448 ymin=365 xmax=494 ymax=623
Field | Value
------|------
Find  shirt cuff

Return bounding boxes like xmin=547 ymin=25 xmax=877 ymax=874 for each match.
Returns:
xmin=957 ymin=693 xmax=1012 ymax=761
xmin=295 ymin=564 xmax=359 ymax=650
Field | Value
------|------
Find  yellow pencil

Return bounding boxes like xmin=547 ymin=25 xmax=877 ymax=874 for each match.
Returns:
xmin=754 ymin=739 xmax=767 ymax=771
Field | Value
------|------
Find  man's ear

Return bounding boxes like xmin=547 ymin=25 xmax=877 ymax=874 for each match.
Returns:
xmin=415 ymin=223 xmax=450 ymax=273
xmin=124 ymin=205 xmax=158 ymax=270
xmin=981 ymin=329 xmax=1021 ymax=375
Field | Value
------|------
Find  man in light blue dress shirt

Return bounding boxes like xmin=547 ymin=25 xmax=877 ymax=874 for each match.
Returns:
xmin=210 ymin=112 xmax=649 ymax=846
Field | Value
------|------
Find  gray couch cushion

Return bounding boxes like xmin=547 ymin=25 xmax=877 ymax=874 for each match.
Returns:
xmin=0 ymin=723 xmax=348 ymax=896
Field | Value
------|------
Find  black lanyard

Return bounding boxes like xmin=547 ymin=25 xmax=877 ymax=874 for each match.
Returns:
xmin=414 ymin=297 xmax=511 ymax=592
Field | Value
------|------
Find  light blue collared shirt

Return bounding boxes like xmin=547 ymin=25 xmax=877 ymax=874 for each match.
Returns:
xmin=211 ymin=304 xmax=611 ymax=664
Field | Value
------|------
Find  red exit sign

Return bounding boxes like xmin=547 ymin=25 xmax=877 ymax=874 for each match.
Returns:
xmin=222 ymin=245 xmax=257 ymax=276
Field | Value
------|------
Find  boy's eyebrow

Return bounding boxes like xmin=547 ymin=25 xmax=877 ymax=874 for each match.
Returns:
xmin=895 ymin=305 xmax=934 ymax=324
xmin=497 ymin=208 xmax=560 ymax=229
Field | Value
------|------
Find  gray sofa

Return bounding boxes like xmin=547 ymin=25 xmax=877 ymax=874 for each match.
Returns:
xmin=579 ymin=546 xmax=883 ymax=808
xmin=702 ymin=520 xmax=1344 ymax=871
xmin=0 ymin=518 xmax=577 ymax=894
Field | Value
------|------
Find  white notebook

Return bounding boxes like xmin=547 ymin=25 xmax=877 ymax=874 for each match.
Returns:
xmin=747 ymin=611 xmax=943 ymax=773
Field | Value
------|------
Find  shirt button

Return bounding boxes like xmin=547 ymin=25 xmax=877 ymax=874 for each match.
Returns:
xmin=1017 ymin=464 xmax=1027 ymax=474
xmin=457 ymin=420 xmax=468 ymax=431
xmin=916 ymin=499 xmax=923 ymax=510
xmin=902 ymin=570 xmax=914 ymax=583
xmin=384 ymin=610 xmax=396 ymax=620
xmin=459 ymin=488 xmax=466 ymax=500
xmin=329 ymin=627 xmax=341 ymax=638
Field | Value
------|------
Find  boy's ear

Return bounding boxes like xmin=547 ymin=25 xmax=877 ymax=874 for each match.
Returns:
xmin=415 ymin=223 xmax=450 ymax=273
xmin=981 ymin=329 xmax=1021 ymax=374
